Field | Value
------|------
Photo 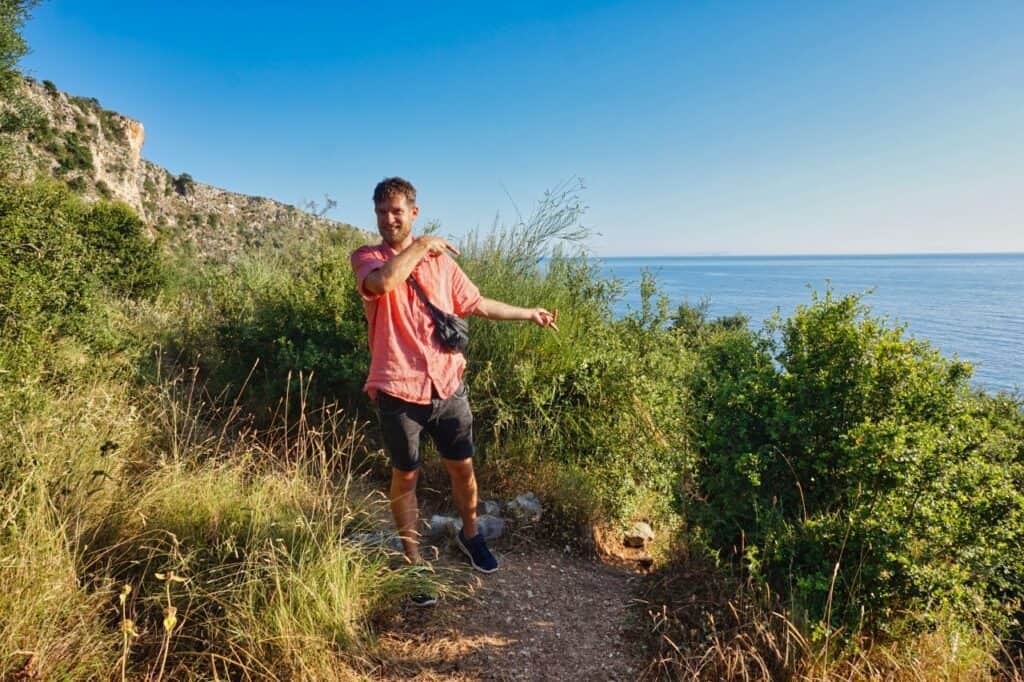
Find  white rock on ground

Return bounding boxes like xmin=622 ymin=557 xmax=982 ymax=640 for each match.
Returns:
xmin=506 ymin=492 xmax=543 ymax=523
xmin=478 ymin=499 xmax=502 ymax=516
xmin=450 ymin=514 xmax=506 ymax=541
xmin=348 ymin=530 xmax=404 ymax=552
xmin=623 ymin=521 xmax=654 ymax=548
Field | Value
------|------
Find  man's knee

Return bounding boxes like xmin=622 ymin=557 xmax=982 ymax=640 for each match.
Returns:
xmin=391 ymin=467 xmax=418 ymax=495
xmin=444 ymin=457 xmax=476 ymax=485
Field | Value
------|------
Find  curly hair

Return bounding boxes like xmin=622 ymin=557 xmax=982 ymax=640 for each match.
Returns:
xmin=372 ymin=177 xmax=417 ymax=206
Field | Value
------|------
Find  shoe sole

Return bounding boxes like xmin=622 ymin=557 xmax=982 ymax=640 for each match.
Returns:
xmin=410 ymin=596 xmax=437 ymax=607
xmin=456 ymin=534 xmax=499 ymax=574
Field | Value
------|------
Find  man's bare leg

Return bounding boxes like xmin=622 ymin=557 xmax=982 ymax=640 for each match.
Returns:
xmin=444 ymin=458 xmax=478 ymax=538
xmin=390 ymin=468 xmax=421 ymax=562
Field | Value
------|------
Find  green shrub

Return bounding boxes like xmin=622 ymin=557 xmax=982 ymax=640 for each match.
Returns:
xmin=173 ymin=172 xmax=194 ymax=196
xmin=69 ymin=94 xmax=100 ymax=111
xmin=159 ymin=232 xmax=372 ymax=419
xmin=64 ymin=174 xmax=86 ymax=192
xmin=0 ymin=179 xmax=92 ymax=373
xmin=457 ymin=184 xmax=696 ymax=523
xmin=0 ymin=2 xmax=33 ymax=98
xmin=78 ymin=200 xmax=163 ymax=297
xmin=0 ymin=179 xmax=162 ymax=376
xmin=94 ymin=178 xmax=111 ymax=198
xmin=688 ymin=289 xmax=1024 ymax=639
xmin=54 ymin=130 xmax=93 ymax=174
xmin=97 ymin=107 xmax=126 ymax=144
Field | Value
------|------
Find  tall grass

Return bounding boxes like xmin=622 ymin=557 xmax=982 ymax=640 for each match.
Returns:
xmin=0 ymin=354 xmax=432 ymax=679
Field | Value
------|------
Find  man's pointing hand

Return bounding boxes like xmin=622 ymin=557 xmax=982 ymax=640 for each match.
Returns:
xmin=417 ymin=236 xmax=460 ymax=257
xmin=531 ymin=308 xmax=559 ymax=332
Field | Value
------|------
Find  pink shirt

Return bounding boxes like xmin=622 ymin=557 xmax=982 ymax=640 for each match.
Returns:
xmin=350 ymin=241 xmax=482 ymax=404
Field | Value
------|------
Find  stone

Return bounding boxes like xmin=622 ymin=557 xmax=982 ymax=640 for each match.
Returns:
xmin=478 ymin=499 xmax=502 ymax=517
xmin=15 ymin=78 xmax=369 ymax=262
xmin=348 ymin=530 xmax=403 ymax=553
xmin=475 ymin=514 xmax=506 ymax=541
xmin=506 ymin=492 xmax=543 ymax=523
xmin=449 ymin=514 xmax=505 ymax=541
xmin=426 ymin=514 xmax=457 ymax=540
xmin=623 ymin=521 xmax=654 ymax=548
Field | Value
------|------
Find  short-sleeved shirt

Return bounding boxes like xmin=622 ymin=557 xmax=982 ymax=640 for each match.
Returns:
xmin=350 ymin=240 xmax=482 ymax=404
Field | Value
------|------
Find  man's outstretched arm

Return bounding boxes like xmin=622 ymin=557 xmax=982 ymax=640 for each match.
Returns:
xmin=473 ymin=297 xmax=559 ymax=331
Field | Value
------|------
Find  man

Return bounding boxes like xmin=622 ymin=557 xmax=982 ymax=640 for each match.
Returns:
xmin=350 ymin=177 xmax=558 ymax=602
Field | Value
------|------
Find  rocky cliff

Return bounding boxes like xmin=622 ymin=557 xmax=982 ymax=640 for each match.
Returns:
xmin=6 ymin=77 xmax=368 ymax=258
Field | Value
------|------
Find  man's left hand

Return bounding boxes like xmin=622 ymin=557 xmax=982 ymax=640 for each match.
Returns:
xmin=530 ymin=308 xmax=559 ymax=332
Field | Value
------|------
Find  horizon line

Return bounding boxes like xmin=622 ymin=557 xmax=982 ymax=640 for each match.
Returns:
xmin=591 ymin=250 xmax=1024 ymax=259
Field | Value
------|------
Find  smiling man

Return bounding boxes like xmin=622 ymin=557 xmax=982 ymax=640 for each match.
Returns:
xmin=350 ymin=177 xmax=558 ymax=603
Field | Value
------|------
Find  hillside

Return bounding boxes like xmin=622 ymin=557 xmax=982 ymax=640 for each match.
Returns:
xmin=4 ymin=76 xmax=368 ymax=258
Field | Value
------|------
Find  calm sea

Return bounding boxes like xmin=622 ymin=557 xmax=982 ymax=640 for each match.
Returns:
xmin=598 ymin=254 xmax=1024 ymax=395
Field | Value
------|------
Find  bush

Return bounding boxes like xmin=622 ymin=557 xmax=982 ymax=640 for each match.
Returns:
xmin=78 ymin=200 xmax=162 ymax=297
xmin=173 ymin=172 xmax=194 ymax=196
xmin=0 ymin=179 xmax=162 ymax=376
xmin=688 ymin=289 xmax=1024 ymax=639
xmin=94 ymin=178 xmax=111 ymax=198
xmin=159 ymin=231 xmax=372 ymax=419
xmin=457 ymin=184 xmax=695 ymax=524
xmin=55 ymin=130 xmax=93 ymax=174
xmin=0 ymin=179 xmax=92 ymax=373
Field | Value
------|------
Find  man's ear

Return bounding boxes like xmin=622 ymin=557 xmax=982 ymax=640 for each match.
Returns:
xmin=411 ymin=204 xmax=420 ymax=220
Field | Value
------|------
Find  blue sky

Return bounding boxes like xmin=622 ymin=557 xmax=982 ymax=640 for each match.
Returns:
xmin=20 ymin=1 xmax=1024 ymax=255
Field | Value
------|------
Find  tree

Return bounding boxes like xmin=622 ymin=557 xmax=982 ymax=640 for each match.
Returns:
xmin=0 ymin=1 xmax=39 ymax=167
xmin=0 ymin=0 xmax=37 ymax=96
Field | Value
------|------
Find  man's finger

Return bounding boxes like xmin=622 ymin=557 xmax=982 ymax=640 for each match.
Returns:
xmin=544 ymin=310 xmax=559 ymax=333
xmin=445 ymin=243 xmax=461 ymax=256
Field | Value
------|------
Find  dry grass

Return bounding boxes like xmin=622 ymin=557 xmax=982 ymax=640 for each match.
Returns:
xmin=638 ymin=547 xmax=1023 ymax=681
xmin=0 ymin=366 xmax=433 ymax=680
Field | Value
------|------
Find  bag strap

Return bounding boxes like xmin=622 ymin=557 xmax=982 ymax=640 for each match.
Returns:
xmin=407 ymin=274 xmax=445 ymax=324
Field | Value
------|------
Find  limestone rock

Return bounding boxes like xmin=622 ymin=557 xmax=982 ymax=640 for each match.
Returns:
xmin=348 ymin=530 xmax=404 ymax=553
xmin=475 ymin=514 xmax=506 ymax=541
xmin=506 ymin=493 xmax=543 ymax=523
xmin=450 ymin=514 xmax=505 ymax=541
xmin=426 ymin=514 xmax=458 ymax=540
xmin=623 ymin=521 xmax=654 ymax=548
xmin=10 ymin=76 xmax=369 ymax=261
xmin=478 ymin=499 xmax=502 ymax=517
xmin=425 ymin=512 xmax=506 ymax=542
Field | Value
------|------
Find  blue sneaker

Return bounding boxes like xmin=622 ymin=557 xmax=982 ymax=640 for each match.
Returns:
xmin=456 ymin=529 xmax=498 ymax=573
xmin=409 ymin=592 xmax=437 ymax=607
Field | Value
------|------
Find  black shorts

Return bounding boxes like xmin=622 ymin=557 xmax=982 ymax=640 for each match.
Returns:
xmin=376 ymin=383 xmax=475 ymax=471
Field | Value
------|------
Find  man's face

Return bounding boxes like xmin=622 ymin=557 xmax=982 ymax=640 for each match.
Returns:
xmin=374 ymin=194 xmax=418 ymax=248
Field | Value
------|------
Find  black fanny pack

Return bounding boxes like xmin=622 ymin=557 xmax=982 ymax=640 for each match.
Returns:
xmin=407 ymin=275 xmax=469 ymax=354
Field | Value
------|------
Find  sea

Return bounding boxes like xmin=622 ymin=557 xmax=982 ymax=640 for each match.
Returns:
xmin=598 ymin=253 xmax=1024 ymax=395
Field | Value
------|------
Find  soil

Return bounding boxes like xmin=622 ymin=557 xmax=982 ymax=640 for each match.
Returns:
xmin=374 ymin=540 xmax=651 ymax=681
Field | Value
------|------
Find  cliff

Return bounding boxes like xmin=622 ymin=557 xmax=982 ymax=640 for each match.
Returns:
xmin=5 ymin=77 xmax=369 ymax=258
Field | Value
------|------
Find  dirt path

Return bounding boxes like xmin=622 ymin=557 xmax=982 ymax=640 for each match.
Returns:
xmin=375 ymin=545 xmax=646 ymax=681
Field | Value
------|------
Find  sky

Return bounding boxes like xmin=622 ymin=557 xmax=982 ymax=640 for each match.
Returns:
xmin=18 ymin=1 xmax=1024 ymax=256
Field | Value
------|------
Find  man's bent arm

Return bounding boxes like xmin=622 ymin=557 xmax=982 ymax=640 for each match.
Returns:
xmin=473 ymin=297 xmax=559 ymax=330
xmin=363 ymin=237 xmax=458 ymax=296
